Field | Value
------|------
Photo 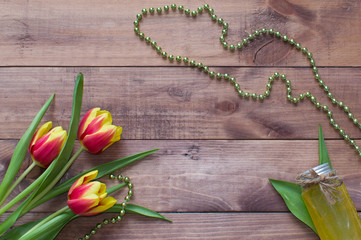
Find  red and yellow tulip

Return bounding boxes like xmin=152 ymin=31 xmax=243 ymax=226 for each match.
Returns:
xmin=67 ymin=170 xmax=116 ymax=216
xmin=29 ymin=121 xmax=67 ymax=168
xmin=77 ymin=108 xmax=122 ymax=154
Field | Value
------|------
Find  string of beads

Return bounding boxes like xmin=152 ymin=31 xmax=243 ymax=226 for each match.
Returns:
xmin=134 ymin=3 xmax=361 ymax=157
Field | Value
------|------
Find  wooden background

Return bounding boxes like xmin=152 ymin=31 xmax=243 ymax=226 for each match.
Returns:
xmin=1 ymin=0 xmax=361 ymax=239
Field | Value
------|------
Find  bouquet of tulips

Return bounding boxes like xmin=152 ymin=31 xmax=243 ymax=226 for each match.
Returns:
xmin=0 ymin=73 xmax=170 ymax=240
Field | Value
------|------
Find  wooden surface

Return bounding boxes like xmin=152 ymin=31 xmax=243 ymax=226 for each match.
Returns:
xmin=1 ymin=0 xmax=361 ymax=239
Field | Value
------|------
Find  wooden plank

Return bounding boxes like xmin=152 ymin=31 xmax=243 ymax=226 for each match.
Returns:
xmin=0 ymin=0 xmax=360 ymax=67
xmin=1 ymin=67 xmax=361 ymax=140
xmin=2 ymin=140 xmax=361 ymax=213
xmin=0 ymin=212 xmax=317 ymax=240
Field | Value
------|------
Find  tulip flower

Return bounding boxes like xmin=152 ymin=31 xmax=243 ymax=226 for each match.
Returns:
xmin=78 ymin=108 xmax=122 ymax=154
xmin=67 ymin=170 xmax=117 ymax=216
xmin=29 ymin=121 xmax=67 ymax=168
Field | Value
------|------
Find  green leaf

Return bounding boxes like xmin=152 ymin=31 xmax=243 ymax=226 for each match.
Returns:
xmin=0 ymin=94 xmax=54 ymax=205
xmin=269 ymin=179 xmax=317 ymax=234
xmin=24 ymin=148 xmax=159 ymax=213
xmin=1 ymin=211 xmax=76 ymax=240
xmin=319 ymin=124 xmax=332 ymax=169
xmin=108 ymin=203 xmax=172 ymax=222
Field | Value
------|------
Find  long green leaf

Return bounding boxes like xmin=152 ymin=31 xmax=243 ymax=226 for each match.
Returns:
xmin=319 ymin=124 xmax=332 ymax=169
xmin=269 ymin=179 xmax=317 ymax=234
xmin=1 ymin=211 xmax=76 ymax=240
xmin=24 ymin=148 xmax=158 ymax=213
xmin=108 ymin=203 xmax=172 ymax=222
xmin=0 ymin=94 xmax=54 ymax=205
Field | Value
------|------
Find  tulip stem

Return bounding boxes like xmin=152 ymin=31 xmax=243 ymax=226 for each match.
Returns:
xmin=26 ymin=146 xmax=85 ymax=210
xmin=19 ymin=205 xmax=69 ymax=240
xmin=0 ymin=162 xmax=36 ymax=208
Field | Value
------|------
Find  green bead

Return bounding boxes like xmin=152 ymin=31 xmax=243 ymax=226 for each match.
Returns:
xmin=353 ymin=118 xmax=358 ymax=125
xmin=344 ymin=135 xmax=350 ymax=141
xmin=261 ymin=28 xmax=267 ymax=33
xmin=204 ymin=4 xmax=209 ymax=9
xmin=208 ymin=8 xmax=214 ymax=14
xmin=248 ymin=34 xmax=254 ymax=40
xmin=339 ymin=129 xmax=344 ymax=135
xmin=139 ymin=32 xmax=144 ymax=39
xmin=251 ymin=93 xmax=257 ymax=99
xmin=171 ymin=4 xmax=177 ymax=10
xmin=176 ymin=56 xmax=182 ymax=61
xmin=191 ymin=11 xmax=197 ymax=16
xmin=338 ymin=101 xmax=344 ymax=107
xmin=203 ymin=66 xmax=209 ymax=73
xmin=151 ymin=41 xmax=157 ymax=47
xmin=264 ymin=90 xmax=270 ymax=97
xmin=350 ymin=140 xmax=355 ymax=145
xmin=237 ymin=43 xmax=242 ymax=49
xmin=103 ymin=219 xmax=109 ymax=224
xmin=315 ymin=73 xmax=320 ymax=80
xmin=109 ymin=174 xmax=115 ymax=180
xmin=313 ymin=66 xmax=318 ymax=73
xmin=330 ymin=118 xmax=335 ymax=124
xmin=120 ymin=210 xmax=126 ymax=216
xmin=266 ymin=83 xmax=272 ymax=90
xmin=128 ymin=189 xmax=133 ymax=196
xmin=190 ymin=60 xmax=196 ymax=66
xmin=242 ymin=38 xmax=248 ymax=45
xmin=224 ymin=73 xmax=230 ymax=79
xmin=322 ymin=105 xmax=328 ymax=111
xmin=254 ymin=30 xmax=260 ymax=36
xmin=287 ymin=95 xmax=292 ymax=101
xmin=157 ymin=7 xmax=162 ymax=13
xmin=310 ymin=96 xmax=316 ymax=102
xmin=327 ymin=92 xmax=332 ymax=98
xmin=164 ymin=5 xmax=169 ymax=11
xmin=185 ymin=9 xmax=190 ymax=15
xmin=287 ymin=87 xmax=291 ymax=93
xmin=218 ymin=18 xmax=224 ymax=24
xmin=259 ymin=94 xmax=264 ymax=100
xmin=84 ymin=234 xmax=90 ymax=240
xmin=327 ymin=111 xmax=332 ymax=117
xmin=222 ymin=42 xmax=228 ymax=48
xmin=285 ymin=80 xmax=291 ymax=86
xmin=156 ymin=46 xmax=162 ymax=53
xmin=332 ymin=98 xmax=337 ymax=104
xmin=289 ymin=39 xmax=295 ymax=45
xmin=307 ymin=52 xmax=312 ymax=59
xmin=293 ymin=98 xmax=298 ymax=103
xmin=229 ymin=44 xmax=235 ymax=51
xmin=121 ymin=202 xmax=127 ymax=208
xmin=161 ymin=51 xmax=167 ymax=58
xmin=299 ymin=94 xmax=305 ymax=100
xmin=178 ymin=5 xmax=184 ymax=11
xmin=275 ymin=32 xmax=281 ymax=37
xmin=149 ymin=7 xmax=155 ymax=13
xmin=91 ymin=229 xmax=96 ymax=235
xmin=268 ymin=29 xmax=274 ymax=35
xmin=220 ymin=36 xmax=225 ymax=42
xmin=117 ymin=216 xmax=122 ymax=222
xmin=234 ymin=83 xmax=240 ymax=90
xmin=238 ymin=90 xmax=243 ymax=96
xmin=305 ymin=92 xmax=311 ymax=97
xmin=128 ymin=182 xmax=133 ymax=189
xmin=134 ymin=20 xmax=139 ymax=26
xmin=136 ymin=14 xmax=142 ymax=20
xmin=295 ymin=43 xmax=301 ymax=50
xmin=348 ymin=113 xmax=353 ymax=119
xmin=211 ymin=14 xmax=217 ymax=21
xmin=198 ymin=7 xmax=203 ymax=13
xmin=230 ymin=77 xmax=235 ymax=83
xmin=244 ymin=92 xmax=250 ymax=98
xmin=168 ymin=55 xmax=174 ymax=61
xmin=215 ymin=73 xmax=222 ymax=79
xmin=315 ymin=102 xmax=321 ymax=108
xmin=209 ymin=71 xmax=215 ymax=77
xmin=282 ymin=35 xmax=288 ymax=42
xmin=134 ymin=27 xmax=139 ymax=34
xmin=223 ymin=22 xmax=229 ymax=29
xmin=183 ymin=57 xmax=189 ymax=63
xmin=197 ymin=62 xmax=203 ymax=69
xmin=356 ymin=146 xmax=360 ymax=151
xmin=142 ymin=8 xmax=147 ymax=14
xmin=111 ymin=217 xmax=116 ymax=223
xmin=274 ymin=72 xmax=280 ymax=78
xmin=268 ymin=76 xmax=274 ymax=82
xmin=124 ymin=177 xmax=130 ymax=183
xmin=281 ymin=74 xmax=286 ymax=80
xmin=222 ymin=29 xmax=227 ymax=35
xmin=301 ymin=47 xmax=308 ymax=54
xmin=310 ymin=59 xmax=315 ymax=66
xmin=125 ymin=195 xmax=131 ymax=201
xmin=344 ymin=106 xmax=350 ymax=112
xmin=145 ymin=37 xmax=151 ymax=43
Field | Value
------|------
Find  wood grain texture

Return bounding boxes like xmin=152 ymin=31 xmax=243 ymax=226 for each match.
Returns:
xmin=0 ymin=212 xmax=318 ymax=240
xmin=0 ymin=0 xmax=360 ymax=66
xmin=1 ymin=67 xmax=361 ymax=140
xmin=2 ymin=140 xmax=361 ymax=213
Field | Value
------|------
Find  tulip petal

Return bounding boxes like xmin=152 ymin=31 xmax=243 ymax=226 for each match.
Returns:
xmin=29 ymin=121 xmax=52 ymax=151
xmin=69 ymin=181 xmax=103 ymax=200
xmin=81 ymin=125 xmax=120 ymax=154
xmin=82 ymin=196 xmax=117 ymax=216
xmin=68 ymin=170 xmax=98 ymax=196
xmin=31 ymin=128 xmax=67 ymax=167
xmin=80 ymin=111 xmax=112 ymax=140
xmin=102 ymin=126 xmax=122 ymax=152
xmin=77 ymin=108 xmax=100 ymax=140
xmin=67 ymin=194 xmax=100 ymax=215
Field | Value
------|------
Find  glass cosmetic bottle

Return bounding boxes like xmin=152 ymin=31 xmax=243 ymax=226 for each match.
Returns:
xmin=299 ymin=163 xmax=361 ymax=240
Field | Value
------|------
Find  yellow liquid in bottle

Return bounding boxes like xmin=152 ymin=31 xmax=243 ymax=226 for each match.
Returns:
xmin=302 ymin=184 xmax=361 ymax=240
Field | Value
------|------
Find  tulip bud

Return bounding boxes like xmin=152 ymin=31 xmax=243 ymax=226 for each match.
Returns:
xmin=29 ymin=121 xmax=67 ymax=168
xmin=78 ymin=108 xmax=122 ymax=154
xmin=67 ymin=170 xmax=117 ymax=216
